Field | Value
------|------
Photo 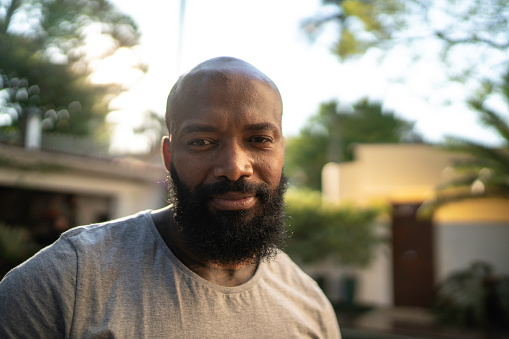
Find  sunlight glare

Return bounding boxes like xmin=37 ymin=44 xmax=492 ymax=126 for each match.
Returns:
xmin=89 ymin=47 xmax=144 ymax=86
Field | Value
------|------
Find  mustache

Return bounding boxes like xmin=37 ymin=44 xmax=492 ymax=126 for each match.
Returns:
xmin=169 ymin=162 xmax=272 ymax=202
xmin=196 ymin=179 xmax=271 ymax=197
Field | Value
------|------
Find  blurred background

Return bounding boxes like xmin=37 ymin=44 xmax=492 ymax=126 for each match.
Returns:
xmin=1 ymin=0 xmax=509 ymax=337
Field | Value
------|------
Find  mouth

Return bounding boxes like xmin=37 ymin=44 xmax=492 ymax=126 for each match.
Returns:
xmin=209 ymin=193 xmax=257 ymax=211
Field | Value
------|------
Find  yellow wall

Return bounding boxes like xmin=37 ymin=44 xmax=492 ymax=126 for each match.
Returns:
xmin=323 ymin=144 xmax=509 ymax=222
xmin=434 ymin=198 xmax=509 ymax=223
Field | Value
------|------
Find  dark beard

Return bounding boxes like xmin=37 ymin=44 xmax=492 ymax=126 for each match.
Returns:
xmin=168 ymin=163 xmax=288 ymax=266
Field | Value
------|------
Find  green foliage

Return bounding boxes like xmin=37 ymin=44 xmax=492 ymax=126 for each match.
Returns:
xmin=284 ymin=98 xmax=417 ymax=190
xmin=0 ymin=54 xmax=112 ymax=137
xmin=0 ymin=0 xmax=142 ymax=140
xmin=334 ymin=27 xmax=358 ymax=59
xmin=341 ymin=1 xmax=381 ymax=32
xmin=304 ymin=0 xmax=509 ymax=84
xmin=284 ymin=131 xmax=329 ymax=191
xmin=0 ymin=223 xmax=40 ymax=278
xmin=284 ymin=188 xmax=386 ymax=268
xmin=423 ymin=70 xmax=509 ymax=211
xmin=319 ymin=99 xmax=416 ymax=160
xmin=1 ymin=0 xmax=140 ymax=58
xmin=433 ymin=261 xmax=509 ymax=329
xmin=302 ymin=0 xmax=401 ymax=59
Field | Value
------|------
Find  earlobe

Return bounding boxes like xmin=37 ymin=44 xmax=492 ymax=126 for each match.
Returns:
xmin=161 ymin=136 xmax=172 ymax=172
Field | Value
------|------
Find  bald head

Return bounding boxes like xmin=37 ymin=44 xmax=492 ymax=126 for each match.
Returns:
xmin=165 ymin=57 xmax=282 ymax=135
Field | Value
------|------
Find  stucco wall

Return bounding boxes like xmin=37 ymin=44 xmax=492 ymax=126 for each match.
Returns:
xmin=435 ymin=222 xmax=509 ymax=281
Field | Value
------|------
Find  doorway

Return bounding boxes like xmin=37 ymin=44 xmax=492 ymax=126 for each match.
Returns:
xmin=392 ymin=203 xmax=435 ymax=307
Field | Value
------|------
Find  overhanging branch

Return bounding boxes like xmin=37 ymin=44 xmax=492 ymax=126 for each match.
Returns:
xmin=435 ymin=31 xmax=509 ymax=50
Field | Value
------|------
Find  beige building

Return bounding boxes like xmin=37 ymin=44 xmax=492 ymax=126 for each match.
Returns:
xmin=322 ymin=143 xmax=509 ymax=307
xmin=0 ymin=143 xmax=166 ymax=248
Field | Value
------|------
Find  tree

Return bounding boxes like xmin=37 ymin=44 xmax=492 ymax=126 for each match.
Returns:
xmin=284 ymin=188 xmax=385 ymax=268
xmin=0 ymin=55 xmax=111 ymax=138
xmin=285 ymin=98 xmax=418 ymax=190
xmin=424 ymin=70 xmax=509 ymax=209
xmin=303 ymin=0 xmax=509 ymax=85
xmin=0 ymin=0 xmax=143 ymax=139
xmin=302 ymin=0 xmax=401 ymax=59
xmin=284 ymin=129 xmax=329 ymax=191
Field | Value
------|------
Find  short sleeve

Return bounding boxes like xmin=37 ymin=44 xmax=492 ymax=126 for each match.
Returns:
xmin=0 ymin=236 xmax=78 ymax=338
xmin=323 ymin=298 xmax=342 ymax=338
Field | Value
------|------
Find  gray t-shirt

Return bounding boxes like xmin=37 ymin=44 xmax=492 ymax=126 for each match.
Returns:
xmin=0 ymin=211 xmax=341 ymax=338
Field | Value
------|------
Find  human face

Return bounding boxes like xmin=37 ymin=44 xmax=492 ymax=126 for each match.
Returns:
xmin=163 ymin=74 xmax=285 ymax=214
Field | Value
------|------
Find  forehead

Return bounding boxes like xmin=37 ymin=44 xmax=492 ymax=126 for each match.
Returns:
xmin=171 ymin=71 xmax=282 ymax=134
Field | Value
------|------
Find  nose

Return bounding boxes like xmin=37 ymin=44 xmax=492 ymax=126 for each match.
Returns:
xmin=213 ymin=142 xmax=253 ymax=181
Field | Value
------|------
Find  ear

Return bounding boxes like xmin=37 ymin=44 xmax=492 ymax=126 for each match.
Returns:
xmin=161 ymin=136 xmax=171 ymax=172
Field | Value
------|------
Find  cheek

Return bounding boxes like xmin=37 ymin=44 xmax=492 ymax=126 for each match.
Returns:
xmin=256 ymin=153 xmax=284 ymax=188
xmin=172 ymin=155 xmax=208 ymax=187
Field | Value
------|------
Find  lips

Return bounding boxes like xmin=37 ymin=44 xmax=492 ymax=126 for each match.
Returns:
xmin=209 ymin=192 xmax=257 ymax=210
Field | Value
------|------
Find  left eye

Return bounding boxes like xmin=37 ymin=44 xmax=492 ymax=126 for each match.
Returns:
xmin=248 ymin=136 xmax=272 ymax=143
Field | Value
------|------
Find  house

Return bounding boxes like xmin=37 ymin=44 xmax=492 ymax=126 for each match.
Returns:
xmin=0 ymin=142 xmax=167 ymax=250
xmin=321 ymin=143 xmax=509 ymax=307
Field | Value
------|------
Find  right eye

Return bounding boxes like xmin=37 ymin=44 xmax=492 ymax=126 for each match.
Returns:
xmin=188 ymin=139 xmax=214 ymax=147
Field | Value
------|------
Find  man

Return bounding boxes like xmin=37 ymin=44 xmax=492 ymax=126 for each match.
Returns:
xmin=0 ymin=57 xmax=341 ymax=338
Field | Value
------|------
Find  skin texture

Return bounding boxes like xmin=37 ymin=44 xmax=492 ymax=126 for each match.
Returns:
xmin=159 ymin=57 xmax=285 ymax=286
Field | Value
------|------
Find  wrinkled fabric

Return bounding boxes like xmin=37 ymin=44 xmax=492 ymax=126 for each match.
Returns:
xmin=0 ymin=211 xmax=341 ymax=338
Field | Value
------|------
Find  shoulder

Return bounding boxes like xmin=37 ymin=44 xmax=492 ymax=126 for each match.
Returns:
xmin=0 ymin=210 xmax=158 ymax=337
xmin=63 ymin=210 xmax=153 ymax=243
xmin=0 ymin=227 xmax=79 ymax=336
xmin=58 ymin=210 xmax=158 ymax=271
xmin=1 ymin=210 xmax=155 ymax=286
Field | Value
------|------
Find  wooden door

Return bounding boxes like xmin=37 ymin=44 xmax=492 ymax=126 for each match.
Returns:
xmin=392 ymin=203 xmax=435 ymax=307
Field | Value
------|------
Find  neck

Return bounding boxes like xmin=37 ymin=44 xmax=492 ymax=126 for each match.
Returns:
xmin=151 ymin=206 xmax=258 ymax=287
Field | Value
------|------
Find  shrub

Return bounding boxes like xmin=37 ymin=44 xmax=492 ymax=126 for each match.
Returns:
xmin=284 ymin=188 xmax=386 ymax=268
xmin=0 ymin=224 xmax=40 ymax=278
xmin=433 ymin=261 xmax=509 ymax=329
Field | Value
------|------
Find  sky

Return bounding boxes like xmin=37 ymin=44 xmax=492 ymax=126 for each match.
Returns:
xmin=104 ymin=0 xmax=504 ymax=153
